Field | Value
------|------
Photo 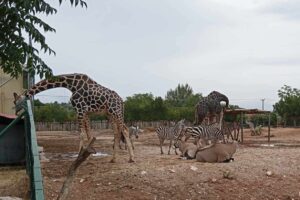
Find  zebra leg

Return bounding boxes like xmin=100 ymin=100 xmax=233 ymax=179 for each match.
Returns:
xmin=130 ymin=137 xmax=134 ymax=150
xmin=168 ymin=139 xmax=173 ymax=155
xmin=175 ymin=146 xmax=178 ymax=155
xmin=160 ymin=138 xmax=164 ymax=154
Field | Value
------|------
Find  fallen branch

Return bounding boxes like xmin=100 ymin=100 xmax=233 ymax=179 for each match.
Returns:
xmin=57 ymin=137 xmax=96 ymax=200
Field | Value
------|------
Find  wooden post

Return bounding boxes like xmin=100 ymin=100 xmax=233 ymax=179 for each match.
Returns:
xmin=57 ymin=137 xmax=96 ymax=200
xmin=241 ymin=112 xmax=244 ymax=143
xmin=268 ymin=113 xmax=271 ymax=143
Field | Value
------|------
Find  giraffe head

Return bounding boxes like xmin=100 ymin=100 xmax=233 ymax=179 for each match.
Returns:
xmin=13 ymin=92 xmax=26 ymax=114
xmin=208 ymin=91 xmax=229 ymax=107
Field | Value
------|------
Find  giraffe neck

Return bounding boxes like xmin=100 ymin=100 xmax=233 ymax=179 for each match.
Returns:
xmin=26 ymin=74 xmax=95 ymax=97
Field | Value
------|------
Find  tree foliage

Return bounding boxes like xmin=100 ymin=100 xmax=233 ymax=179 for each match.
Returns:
xmin=124 ymin=93 xmax=168 ymax=121
xmin=165 ymin=83 xmax=201 ymax=107
xmin=0 ymin=0 xmax=87 ymax=78
xmin=34 ymin=100 xmax=76 ymax=122
xmin=273 ymin=85 xmax=300 ymax=126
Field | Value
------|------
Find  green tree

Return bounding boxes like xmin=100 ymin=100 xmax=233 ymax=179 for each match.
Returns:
xmin=164 ymin=83 xmax=202 ymax=122
xmin=247 ymin=113 xmax=277 ymax=127
xmin=124 ymin=93 xmax=156 ymax=121
xmin=165 ymin=83 xmax=201 ymax=107
xmin=151 ymin=97 xmax=167 ymax=120
xmin=273 ymin=85 xmax=300 ymax=126
xmin=0 ymin=0 xmax=87 ymax=78
xmin=34 ymin=101 xmax=76 ymax=122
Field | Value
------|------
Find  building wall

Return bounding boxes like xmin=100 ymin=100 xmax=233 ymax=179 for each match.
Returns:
xmin=0 ymin=69 xmax=25 ymax=115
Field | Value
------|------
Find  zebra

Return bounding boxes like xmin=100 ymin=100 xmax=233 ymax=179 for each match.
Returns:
xmin=181 ymin=123 xmax=225 ymax=145
xmin=223 ymin=121 xmax=240 ymax=141
xmin=119 ymin=126 xmax=143 ymax=150
xmin=156 ymin=119 xmax=185 ymax=155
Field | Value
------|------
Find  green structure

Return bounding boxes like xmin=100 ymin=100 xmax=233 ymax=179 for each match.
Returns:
xmin=0 ymin=100 xmax=44 ymax=200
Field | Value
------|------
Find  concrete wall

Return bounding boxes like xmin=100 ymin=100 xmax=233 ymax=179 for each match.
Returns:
xmin=0 ymin=69 xmax=25 ymax=115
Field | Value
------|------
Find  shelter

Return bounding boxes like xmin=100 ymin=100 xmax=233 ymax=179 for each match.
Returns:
xmin=0 ymin=69 xmax=34 ymax=115
xmin=224 ymin=108 xmax=271 ymax=143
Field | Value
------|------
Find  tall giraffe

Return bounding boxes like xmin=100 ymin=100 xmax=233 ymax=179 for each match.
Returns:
xmin=13 ymin=73 xmax=134 ymax=162
xmin=194 ymin=91 xmax=229 ymax=126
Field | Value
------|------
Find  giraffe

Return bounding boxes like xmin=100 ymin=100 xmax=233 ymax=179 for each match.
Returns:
xmin=13 ymin=73 xmax=134 ymax=162
xmin=194 ymin=91 xmax=229 ymax=126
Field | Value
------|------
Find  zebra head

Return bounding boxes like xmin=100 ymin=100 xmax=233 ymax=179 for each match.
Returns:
xmin=173 ymin=119 xmax=186 ymax=143
xmin=175 ymin=119 xmax=185 ymax=134
xmin=129 ymin=126 xmax=143 ymax=139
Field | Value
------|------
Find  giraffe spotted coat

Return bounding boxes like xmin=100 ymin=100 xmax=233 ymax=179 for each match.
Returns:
xmin=13 ymin=73 xmax=134 ymax=162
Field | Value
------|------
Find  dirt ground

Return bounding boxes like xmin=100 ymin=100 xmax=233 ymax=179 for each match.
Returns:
xmin=1 ymin=127 xmax=300 ymax=200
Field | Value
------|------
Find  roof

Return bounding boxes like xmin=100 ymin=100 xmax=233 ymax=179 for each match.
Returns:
xmin=225 ymin=109 xmax=271 ymax=115
xmin=0 ymin=113 xmax=17 ymax=119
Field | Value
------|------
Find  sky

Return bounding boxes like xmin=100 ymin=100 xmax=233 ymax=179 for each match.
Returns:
xmin=36 ymin=0 xmax=300 ymax=111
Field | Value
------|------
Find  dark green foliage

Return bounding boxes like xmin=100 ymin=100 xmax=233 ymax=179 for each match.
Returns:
xmin=273 ymin=85 xmax=300 ymax=126
xmin=124 ymin=84 xmax=202 ymax=122
xmin=124 ymin=93 xmax=168 ymax=121
xmin=223 ymin=104 xmax=242 ymax=122
xmin=0 ymin=0 xmax=87 ymax=79
xmin=165 ymin=83 xmax=202 ymax=107
xmin=247 ymin=113 xmax=277 ymax=127
xmin=34 ymin=101 xmax=76 ymax=122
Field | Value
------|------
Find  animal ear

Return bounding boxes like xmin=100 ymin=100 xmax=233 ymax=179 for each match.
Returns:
xmin=13 ymin=92 xmax=19 ymax=100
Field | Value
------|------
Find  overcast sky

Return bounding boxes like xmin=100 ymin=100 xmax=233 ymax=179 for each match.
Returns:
xmin=36 ymin=0 xmax=300 ymax=111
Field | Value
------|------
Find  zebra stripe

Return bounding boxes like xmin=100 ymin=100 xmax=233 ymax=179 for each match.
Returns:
xmin=156 ymin=119 xmax=185 ymax=155
xmin=183 ymin=123 xmax=224 ymax=142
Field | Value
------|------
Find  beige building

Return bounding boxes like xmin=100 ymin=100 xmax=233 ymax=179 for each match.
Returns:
xmin=0 ymin=69 xmax=28 ymax=115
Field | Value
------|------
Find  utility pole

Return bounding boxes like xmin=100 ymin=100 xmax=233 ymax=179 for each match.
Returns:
xmin=261 ymin=98 xmax=265 ymax=110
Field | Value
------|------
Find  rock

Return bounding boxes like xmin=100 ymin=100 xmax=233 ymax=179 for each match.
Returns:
xmin=190 ymin=166 xmax=198 ymax=171
xmin=79 ymin=178 xmax=85 ymax=183
xmin=169 ymin=169 xmax=176 ymax=173
xmin=211 ymin=178 xmax=217 ymax=183
xmin=266 ymin=171 xmax=272 ymax=176
xmin=141 ymin=171 xmax=147 ymax=175
xmin=223 ymin=170 xmax=235 ymax=179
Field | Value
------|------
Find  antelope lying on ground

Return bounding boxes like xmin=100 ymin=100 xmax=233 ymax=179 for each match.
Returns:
xmin=174 ymin=136 xmax=198 ymax=159
xmin=195 ymin=141 xmax=238 ymax=163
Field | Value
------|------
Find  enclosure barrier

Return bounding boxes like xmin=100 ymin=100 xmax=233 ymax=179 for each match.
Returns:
xmin=35 ymin=120 xmax=188 ymax=131
xmin=0 ymin=100 xmax=44 ymax=200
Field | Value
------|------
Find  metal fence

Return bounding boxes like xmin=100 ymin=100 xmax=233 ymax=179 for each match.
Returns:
xmin=0 ymin=100 xmax=45 ymax=200
xmin=24 ymin=100 xmax=44 ymax=200
xmin=35 ymin=120 xmax=191 ymax=131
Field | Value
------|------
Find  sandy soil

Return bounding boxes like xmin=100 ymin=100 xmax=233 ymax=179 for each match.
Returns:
xmin=1 ymin=127 xmax=300 ymax=200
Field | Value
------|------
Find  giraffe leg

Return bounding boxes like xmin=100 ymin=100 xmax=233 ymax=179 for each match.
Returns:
xmin=111 ymin=122 xmax=120 ymax=163
xmin=121 ymin=126 xmax=135 ymax=162
xmin=84 ymin=114 xmax=92 ymax=140
xmin=78 ymin=116 xmax=86 ymax=152
xmin=84 ymin=115 xmax=96 ymax=153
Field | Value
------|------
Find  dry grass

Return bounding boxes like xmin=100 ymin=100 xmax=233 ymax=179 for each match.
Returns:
xmin=0 ymin=167 xmax=30 ymax=199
